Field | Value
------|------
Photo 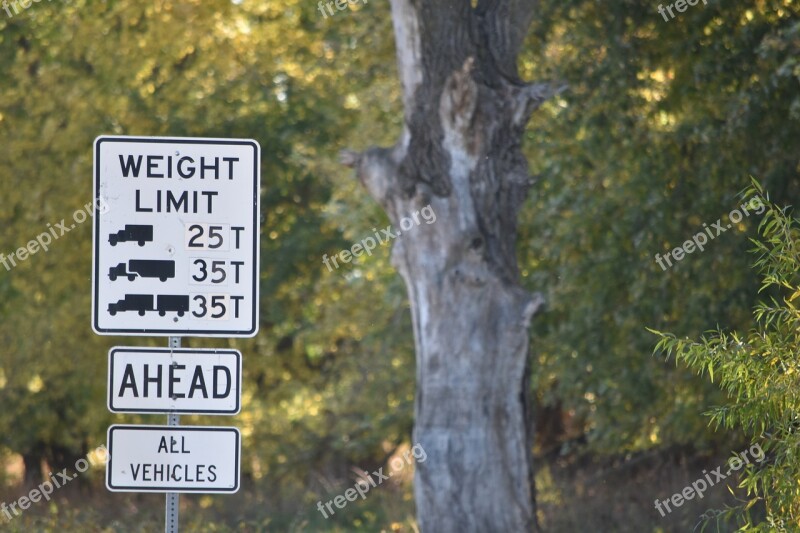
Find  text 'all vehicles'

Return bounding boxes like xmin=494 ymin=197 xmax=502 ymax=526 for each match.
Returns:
xmin=108 ymin=294 xmax=189 ymax=317
xmin=109 ymin=260 xmax=176 ymax=282
xmin=109 ymin=225 xmax=154 ymax=247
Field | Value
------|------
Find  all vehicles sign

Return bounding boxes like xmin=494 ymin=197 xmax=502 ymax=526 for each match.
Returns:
xmin=92 ymin=136 xmax=260 ymax=337
xmin=106 ymin=425 xmax=240 ymax=493
xmin=108 ymin=347 xmax=241 ymax=415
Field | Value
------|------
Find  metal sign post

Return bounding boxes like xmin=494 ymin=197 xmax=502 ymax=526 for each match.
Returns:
xmin=167 ymin=336 xmax=181 ymax=533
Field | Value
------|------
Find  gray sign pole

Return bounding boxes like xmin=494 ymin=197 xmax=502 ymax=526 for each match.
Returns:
xmin=166 ymin=336 xmax=181 ymax=533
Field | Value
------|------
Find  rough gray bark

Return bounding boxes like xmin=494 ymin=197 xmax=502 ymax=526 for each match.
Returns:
xmin=342 ymin=1 xmax=559 ymax=530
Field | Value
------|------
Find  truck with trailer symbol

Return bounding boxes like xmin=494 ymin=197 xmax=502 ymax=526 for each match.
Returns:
xmin=109 ymin=260 xmax=175 ymax=282
xmin=108 ymin=294 xmax=189 ymax=317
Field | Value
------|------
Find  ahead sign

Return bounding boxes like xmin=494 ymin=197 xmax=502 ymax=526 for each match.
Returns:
xmin=92 ymin=136 xmax=260 ymax=337
xmin=108 ymin=347 xmax=241 ymax=415
xmin=106 ymin=425 xmax=240 ymax=493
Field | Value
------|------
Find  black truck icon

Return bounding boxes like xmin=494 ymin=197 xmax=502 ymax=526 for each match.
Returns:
xmin=108 ymin=294 xmax=189 ymax=317
xmin=108 ymin=294 xmax=153 ymax=316
xmin=108 ymin=225 xmax=153 ymax=246
xmin=109 ymin=260 xmax=175 ymax=282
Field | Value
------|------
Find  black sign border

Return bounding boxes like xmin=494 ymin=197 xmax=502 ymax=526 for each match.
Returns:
xmin=106 ymin=425 xmax=241 ymax=493
xmin=107 ymin=347 xmax=242 ymax=415
xmin=92 ymin=136 xmax=260 ymax=337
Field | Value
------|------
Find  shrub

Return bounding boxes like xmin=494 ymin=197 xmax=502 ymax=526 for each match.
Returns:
xmin=651 ymin=180 xmax=800 ymax=531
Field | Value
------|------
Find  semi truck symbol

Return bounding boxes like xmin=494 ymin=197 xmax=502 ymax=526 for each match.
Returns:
xmin=108 ymin=294 xmax=153 ymax=316
xmin=109 ymin=260 xmax=175 ymax=282
xmin=157 ymin=295 xmax=189 ymax=317
xmin=108 ymin=225 xmax=153 ymax=246
xmin=107 ymin=294 xmax=189 ymax=317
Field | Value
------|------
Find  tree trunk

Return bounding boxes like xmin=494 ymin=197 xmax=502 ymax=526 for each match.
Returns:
xmin=343 ymin=1 xmax=558 ymax=530
xmin=22 ymin=450 xmax=43 ymax=486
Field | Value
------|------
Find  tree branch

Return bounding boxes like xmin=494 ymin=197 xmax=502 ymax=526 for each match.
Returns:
xmin=339 ymin=147 xmax=399 ymax=210
xmin=512 ymin=81 xmax=568 ymax=127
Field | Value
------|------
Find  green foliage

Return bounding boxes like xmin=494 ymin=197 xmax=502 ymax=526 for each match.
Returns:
xmin=0 ymin=0 xmax=799 ymax=528
xmin=0 ymin=488 xmax=418 ymax=532
xmin=520 ymin=0 xmax=800 ymax=454
xmin=651 ymin=181 xmax=800 ymax=530
xmin=0 ymin=0 xmax=412 ymax=502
